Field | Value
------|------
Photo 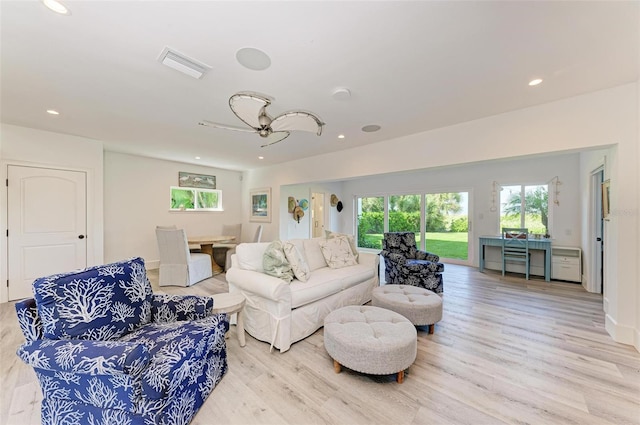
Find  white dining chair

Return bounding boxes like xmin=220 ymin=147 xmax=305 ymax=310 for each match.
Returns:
xmin=253 ymin=224 xmax=263 ymax=242
xmin=155 ymin=228 xmax=212 ymax=286
xmin=212 ymin=223 xmax=242 ymax=271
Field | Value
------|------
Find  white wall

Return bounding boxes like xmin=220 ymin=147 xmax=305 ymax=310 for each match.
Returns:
xmin=243 ymin=83 xmax=639 ymax=349
xmin=0 ymin=124 xmax=104 ymax=303
xmin=104 ymin=152 xmax=243 ymax=268
xmin=341 ymin=153 xmax=582 ymax=264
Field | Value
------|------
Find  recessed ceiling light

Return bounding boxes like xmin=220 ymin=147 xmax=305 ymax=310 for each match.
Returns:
xmin=46 ymin=109 xmax=60 ymax=115
xmin=338 ymin=134 xmax=345 ymax=139
xmin=258 ymin=156 xmax=264 ymax=160
xmin=195 ymin=156 xmax=201 ymax=160
xmin=362 ymin=124 xmax=381 ymax=133
xmin=236 ymin=48 xmax=271 ymax=71
xmin=529 ymin=78 xmax=543 ymax=86
xmin=43 ymin=0 xmax=70 ymax=15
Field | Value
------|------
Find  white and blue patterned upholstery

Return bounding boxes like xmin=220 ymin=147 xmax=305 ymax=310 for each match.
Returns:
xmin=380 ymin=232 xmax=444 ymax=294
xmin=15 ymin=257 xmax=228 ymax=425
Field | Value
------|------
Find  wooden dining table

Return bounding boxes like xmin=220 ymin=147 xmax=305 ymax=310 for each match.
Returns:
xmin=187 ymin=235 xmax=236 ymax=275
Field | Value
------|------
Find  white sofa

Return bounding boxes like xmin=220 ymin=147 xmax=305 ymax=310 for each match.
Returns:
xmin=226 ymin=238 xmax=379 ymax=353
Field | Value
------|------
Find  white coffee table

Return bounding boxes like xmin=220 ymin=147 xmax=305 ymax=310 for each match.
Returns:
xmin=212 ymin=292 xmax=246 ymax=347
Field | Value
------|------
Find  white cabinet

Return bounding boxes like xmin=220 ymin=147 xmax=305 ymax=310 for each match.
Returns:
xmin=552 ymin=246 xmax=581 ymax=283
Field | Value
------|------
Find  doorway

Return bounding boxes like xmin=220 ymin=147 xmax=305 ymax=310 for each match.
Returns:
xmin=7 ymin=165 xmax=87 ymax=300
xmin=311 ymin=193 xmax=325 ymax=238
xmin=590 ymin=168 xmax=604 ymax=294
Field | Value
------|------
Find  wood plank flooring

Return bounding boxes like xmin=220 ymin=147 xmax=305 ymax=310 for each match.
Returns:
xmin=1 ymin=264 xmax=638 ymax=424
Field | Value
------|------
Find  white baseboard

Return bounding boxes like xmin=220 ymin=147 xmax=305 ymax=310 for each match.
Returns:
xmin=605 ymin=313 xmax=635 ymax=346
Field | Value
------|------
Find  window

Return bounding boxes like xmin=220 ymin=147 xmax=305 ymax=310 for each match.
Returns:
xmin=500 ymin=184 xmax=548 ymax=235
xmin=170 ymin=186 xmax=222 ymax=211
xmin=356 ymin=196 xmax=384 ymax=249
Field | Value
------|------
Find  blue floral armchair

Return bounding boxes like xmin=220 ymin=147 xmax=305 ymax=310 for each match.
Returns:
xmin=380 ymin=232 xmax=444 ymax=293
xmin=15 ymin=257 xmax=228 ymax=425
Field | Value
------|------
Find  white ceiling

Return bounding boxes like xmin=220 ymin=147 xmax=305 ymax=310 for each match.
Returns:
xmin=1 ymin=1 xmax=638 ymax=171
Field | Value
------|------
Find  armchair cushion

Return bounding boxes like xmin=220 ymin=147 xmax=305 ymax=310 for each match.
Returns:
xmin=17 ymin=339 xmax=150 ymax=376
xmin=119 ymin=314 xmax=228 ymax=400
xmin=406 ymin=259 xmax=445 ymax=273
xmin=33 ymin=257 xmax=153 ymax=341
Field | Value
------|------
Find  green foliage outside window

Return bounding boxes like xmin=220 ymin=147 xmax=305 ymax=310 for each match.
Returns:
xmin=357 ymin=192 xmax=469 ymax=259
xmin=171 ymin=187 xmax=221 ymax=210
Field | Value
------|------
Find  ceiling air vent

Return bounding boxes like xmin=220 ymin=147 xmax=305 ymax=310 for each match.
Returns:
xmin=158 ymin=47 xmax=211 ymax=79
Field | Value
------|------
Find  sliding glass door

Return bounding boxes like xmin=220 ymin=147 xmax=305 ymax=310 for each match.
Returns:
xmin=356 ymin=191 xmax=470 ymax=263
xmin=424 ymin=191 xmax=469 ymax=261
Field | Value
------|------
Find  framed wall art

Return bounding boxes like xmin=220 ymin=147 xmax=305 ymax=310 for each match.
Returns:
xmin=250 ymin=187 xmax=271 ymax=222
xmin=178 ymin=172 xmax=216 ymax=189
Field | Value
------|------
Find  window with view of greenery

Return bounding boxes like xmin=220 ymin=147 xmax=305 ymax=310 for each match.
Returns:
xmin=388 ymin=194 xmax=421 ymax=247
xmin=356 ymin=191 xmax=469 ymax=260
xmin=500 ymin=184 xmax=548 ymax=235
xmin=170 ymin=187 xmax=222 ymax=211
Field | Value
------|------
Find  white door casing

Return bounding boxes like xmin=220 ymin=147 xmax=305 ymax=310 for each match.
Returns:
xmin=7 ymin=165 xmax=87 ymax=300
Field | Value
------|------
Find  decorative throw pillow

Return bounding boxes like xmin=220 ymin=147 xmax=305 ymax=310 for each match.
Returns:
xmin=263 ymin=241 xmax=294 ymax=283
xmin=325 ymin=230 xmax=359 ymax=261
xmin=283 ymin=242 xmax=311 ymax=282
xmin=319 ymin=236 xmax=358 ymax=269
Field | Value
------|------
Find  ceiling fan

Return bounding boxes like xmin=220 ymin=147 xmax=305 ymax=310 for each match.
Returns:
xmin=199 ymin=91 xmax=325 ymax=147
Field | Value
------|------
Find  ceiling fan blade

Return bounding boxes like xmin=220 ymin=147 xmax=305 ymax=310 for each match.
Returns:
xmin=270 ymin=111 xmax=324 ymax=136
xmin=198 ymin=120 xmax=257 ymax=133
xmin=229 ymin=92 xmax=272 ymax=129
xmin=260 ymin=131 xmax=290 ymax=148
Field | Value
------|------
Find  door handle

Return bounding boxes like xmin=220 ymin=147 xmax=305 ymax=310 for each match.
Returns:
xmin=596 ymin=237 xmax=602 ymax=242
xmin=78 ymin=235 xmax=85 ymax=239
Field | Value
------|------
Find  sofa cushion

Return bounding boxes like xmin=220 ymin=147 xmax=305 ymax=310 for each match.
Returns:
xmin=236 ymin=242 xmax=271 ymax=272
xmin=303 ymin=238 xmax=329 ymax=271
xmin=325 ymin=230 xmax=359 ymax=261
xmin=263 ymin=241 xmax=294 ymax=283
xmin=319 ymin=236 xmax=358 ymax=269
xmin=33 ymin=257 xmax=153 ymax=341
xmin=289 ymin=264 xmax=375 ymax=308
xmin=283 ymin=242 xmax=311 ymax=282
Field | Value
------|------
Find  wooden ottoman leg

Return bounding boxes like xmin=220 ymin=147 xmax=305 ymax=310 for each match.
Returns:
xmin=333 ymin=360 xmax=342 ymax=373
xmin=397 ymin=370 xmax=404 ymax=384
xmin=428 ymin=324 xmax=435 ymax=334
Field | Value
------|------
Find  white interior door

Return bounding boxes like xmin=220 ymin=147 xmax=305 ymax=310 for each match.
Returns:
xmin=311 ymin=193 xmax=325 ymax=238
xmin=7 ymin=165 xmax=87 ymax=300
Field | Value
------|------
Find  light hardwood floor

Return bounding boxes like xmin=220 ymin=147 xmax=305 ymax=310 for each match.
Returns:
xmin=2 ymin=265 xmax=639 ymax=425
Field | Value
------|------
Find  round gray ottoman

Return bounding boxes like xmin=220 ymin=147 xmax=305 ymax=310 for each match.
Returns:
xmin=372 ymin=285 xmax=443 ymax=334
xmin=324 ymin=305 xmax=417 ymax=383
